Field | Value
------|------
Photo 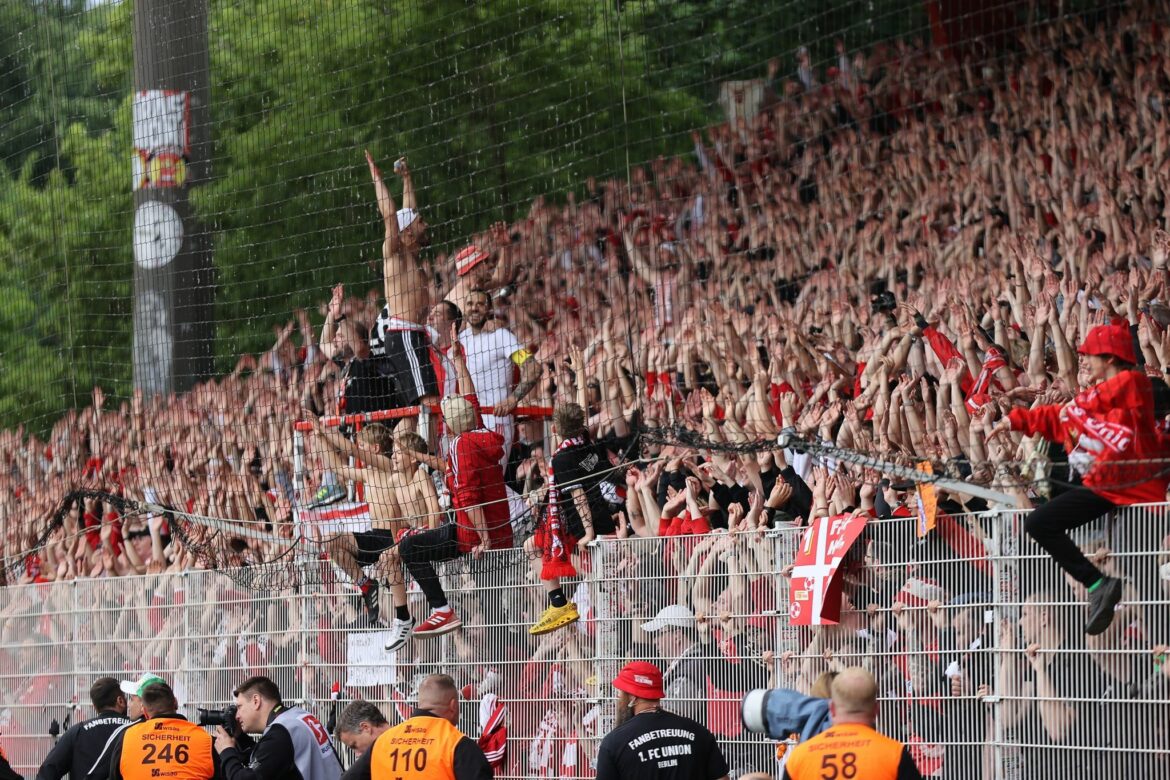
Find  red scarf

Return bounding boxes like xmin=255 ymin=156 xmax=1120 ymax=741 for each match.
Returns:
xmin=539 ymin=437 xmax=584 ymax=579
xmin=964 ymin=347 xmax=1007 ymax=412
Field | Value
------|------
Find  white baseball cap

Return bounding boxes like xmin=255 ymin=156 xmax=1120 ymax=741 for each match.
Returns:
xmin=396 ymin=207 xmax=418 ymax=232
xmin=640 ymin=604 xmax=695 ymax=633
xmin=120 ymin=673 xmax=165 ymax=698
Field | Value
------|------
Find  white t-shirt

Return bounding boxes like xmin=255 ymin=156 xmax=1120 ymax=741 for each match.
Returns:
xmin=458 ymin=326 xmax=524 ymax=407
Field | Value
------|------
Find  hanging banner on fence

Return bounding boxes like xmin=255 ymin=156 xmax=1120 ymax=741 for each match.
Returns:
xmin=346 ymin=630 xmax=397 ymax=686
xmin=132 ymin=90 xmax=190 ymax=190
xmin=915 ymin=461 xmax=938 ymax=538
xmin=299 ymin=501 xmax=373 ymax=535
xmin=789 ymin=513 xmax=868 ymax=626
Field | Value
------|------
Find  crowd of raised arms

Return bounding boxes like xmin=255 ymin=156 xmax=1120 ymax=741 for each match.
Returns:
xmin=3 ymin=4 xmax=1170 ymax=778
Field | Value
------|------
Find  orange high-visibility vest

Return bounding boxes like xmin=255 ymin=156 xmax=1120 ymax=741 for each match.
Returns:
xmin=370 ymin=715 xmax=463 ymax=780
xmin=784 ymin=722 xmax=909 ymax=780
xmin=119 ymin=718 xmax=214 ymax=780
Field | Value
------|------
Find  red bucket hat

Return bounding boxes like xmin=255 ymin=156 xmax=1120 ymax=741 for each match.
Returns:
xmin=1078 ymin=323 xmax=1136 ymax=365
xmin=613 ymin=661 xmax=664 ymax=700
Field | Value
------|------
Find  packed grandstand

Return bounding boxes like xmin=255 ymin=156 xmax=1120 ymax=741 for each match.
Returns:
xmin=2 ymin=1 xmax=1170 ymax=778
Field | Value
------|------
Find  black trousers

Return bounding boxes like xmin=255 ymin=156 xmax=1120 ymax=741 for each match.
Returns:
xmin=1023 ymin=486 xmax=1115 ymax=588
xmin=397 ymin=524 xmax=461 ymax=608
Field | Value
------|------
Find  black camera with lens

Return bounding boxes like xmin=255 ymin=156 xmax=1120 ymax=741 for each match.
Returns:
xmin=197 ymin=704 xmax=239 ymax=737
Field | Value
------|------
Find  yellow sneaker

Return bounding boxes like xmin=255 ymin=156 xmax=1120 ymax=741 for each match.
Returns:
xmin=529 ymin=602 xmax=580 ymax=635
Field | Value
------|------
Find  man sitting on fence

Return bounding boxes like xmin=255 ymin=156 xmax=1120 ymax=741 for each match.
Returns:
xmin=381 ymin=395 xmax=514 ymax=648
xmin=309 ymin=420 xmax=442 ymax=623
xmin=990 ymin=323 xmax=1170 ymax=635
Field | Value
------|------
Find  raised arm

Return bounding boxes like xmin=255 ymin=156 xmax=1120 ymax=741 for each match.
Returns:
xmin=366 ymin=150 xmax=399 ymax=240
xmin=308 ymin=415 xmax=393 ymax=477
xmin=319 ymin=283 xmax=345 ymax=361
xmin=395 ymin=156 xmax=417 ymax=212
xmin=449 ymin=323 xmax=480 ymax=399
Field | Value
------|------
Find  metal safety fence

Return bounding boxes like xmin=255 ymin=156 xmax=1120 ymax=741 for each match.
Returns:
xmin=1 ymin=507 xmax=1167 ymax=778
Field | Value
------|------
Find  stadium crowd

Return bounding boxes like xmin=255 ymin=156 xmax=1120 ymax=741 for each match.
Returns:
xmin=3 ymin=4 xmax=1170 ymax=779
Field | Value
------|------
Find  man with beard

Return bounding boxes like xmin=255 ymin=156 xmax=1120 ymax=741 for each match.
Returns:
xmin=457 ymin=289 xmax=541 ymax=468
xmin=595 ymin=662 xmax=729 ymax=780
xmin=37 ymin=677 xmax=130 ymax=780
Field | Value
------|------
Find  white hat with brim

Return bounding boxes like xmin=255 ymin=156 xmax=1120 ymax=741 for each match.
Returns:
xmin=120 ymin=673 xmax=165 ymax=698
xmin=396 ymin=208 xmax=418 ymax=232
xmin=640 ymin=604 xmax=696 ymax=633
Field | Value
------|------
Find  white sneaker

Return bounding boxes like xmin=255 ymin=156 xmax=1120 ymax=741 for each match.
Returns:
xmin=385 ymin=617 xmax=415 ymax=652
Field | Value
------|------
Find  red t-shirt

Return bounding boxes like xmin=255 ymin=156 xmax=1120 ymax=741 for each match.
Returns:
xmin=447 ymin=428 xmax=514 ymax=553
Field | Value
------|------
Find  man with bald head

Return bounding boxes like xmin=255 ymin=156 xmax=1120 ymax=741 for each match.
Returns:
xmin=782 ymin=668 xmax=923 ymax=780
xmin=345 ymin=674 xmax=491 ymax=780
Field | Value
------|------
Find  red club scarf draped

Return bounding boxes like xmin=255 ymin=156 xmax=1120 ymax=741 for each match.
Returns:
xmin=538 ymin=436 xmax=585 ymax=579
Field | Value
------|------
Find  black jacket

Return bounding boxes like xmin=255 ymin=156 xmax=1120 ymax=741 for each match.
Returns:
xmin=0 ymin=751 xmax=22 ymax=780
xmin=83 ymin=717 xmax=141 ymax=780
xmin=34 ymin=711 xmax=131 ymax=780
xmin=217 ymin=719 xmax=293 ymax=780
xmin=217 ymin=705 xmax=342 ymax=780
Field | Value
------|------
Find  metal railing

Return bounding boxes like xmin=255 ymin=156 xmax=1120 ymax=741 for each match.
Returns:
xmin=1 ymin=507 xmax=1167 ymax=778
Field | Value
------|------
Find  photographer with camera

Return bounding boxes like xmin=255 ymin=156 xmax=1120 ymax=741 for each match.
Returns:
xmin=213 ymin=676 xmax=342 ymax=780
xmin=37 ymin=678 xmax=130 ymax=780
xmin=107 ymin=682 xmax=216 ymax=780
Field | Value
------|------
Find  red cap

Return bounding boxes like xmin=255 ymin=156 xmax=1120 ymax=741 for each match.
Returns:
xmin=455 ymin=244 xmax=490 ymax=277
xmin=612 ymin=661 xmax=664 ymax=700
xmin=1078 ymin=323 xmax=1136 ymax=364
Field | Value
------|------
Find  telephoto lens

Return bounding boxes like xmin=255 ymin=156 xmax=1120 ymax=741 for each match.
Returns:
xmin=196 ymin=704 xmax=239 ymax=737
xmin=741 ymin=689 xmax=771 ymax=735
xmin=740 ymin=687 xmax=830 ymax=741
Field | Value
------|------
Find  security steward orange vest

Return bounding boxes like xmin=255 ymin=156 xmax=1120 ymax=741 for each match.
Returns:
xmin=370 ymin=713 xmax=463 ymax=780
xmin=783 ymin=722 xmax=921 ymax=780
xmin=118 ymin=717 xmax=215 ymax=780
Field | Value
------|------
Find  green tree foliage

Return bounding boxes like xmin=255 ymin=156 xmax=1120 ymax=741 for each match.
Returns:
xmin=192 ymin=0 xmax=710 ymax=364
xmin=0 ymin=1 xmax=130 ymax=429
xmin=1 ymin=0 xmax=906 ymax=432
xmin=635 ymin=0 xmax=929 ymax=95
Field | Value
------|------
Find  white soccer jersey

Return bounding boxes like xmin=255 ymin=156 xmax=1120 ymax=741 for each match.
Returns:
xmin=458 ymin=326 xmax=524 ymax=408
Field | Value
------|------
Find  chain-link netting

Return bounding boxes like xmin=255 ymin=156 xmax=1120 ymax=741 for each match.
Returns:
xmin=2 ymin=510 xmax=1168 ymax=777
xmin=6 ymin=1 xmax=1170 ymax=776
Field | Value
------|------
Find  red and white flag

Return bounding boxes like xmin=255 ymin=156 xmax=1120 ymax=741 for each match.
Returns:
xmin=788 ymin=514 xmax=868 ymax=625
xmin=477 ymin=693 xmax=508 ymax=774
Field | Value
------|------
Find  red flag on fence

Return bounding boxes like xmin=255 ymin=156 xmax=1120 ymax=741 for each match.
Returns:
xmin=788 ymin=513 xmax=868 ymax=625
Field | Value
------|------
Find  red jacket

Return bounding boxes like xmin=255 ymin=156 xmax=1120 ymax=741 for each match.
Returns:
xmin=1007 ymin=370 xmax=1170 ymax=504
xmin=447 ymin=428 xmax=514 ymax=552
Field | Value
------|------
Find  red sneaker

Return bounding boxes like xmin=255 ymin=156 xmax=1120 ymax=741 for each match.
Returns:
xmin=413 ymin=609 xmax=462 ymax=637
